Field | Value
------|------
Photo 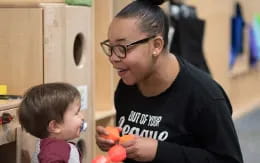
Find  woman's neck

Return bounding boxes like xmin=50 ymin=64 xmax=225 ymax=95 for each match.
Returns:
xmin=138 ymin=53 xmax=180 ymax=97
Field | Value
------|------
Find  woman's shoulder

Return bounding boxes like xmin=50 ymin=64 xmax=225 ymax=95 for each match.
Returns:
xmin=179 ymin=58 xmax=227 ymax=101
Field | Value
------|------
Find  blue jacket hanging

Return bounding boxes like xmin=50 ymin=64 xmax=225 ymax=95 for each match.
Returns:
xmin=230 ymin=2 xmax=245 ymax=68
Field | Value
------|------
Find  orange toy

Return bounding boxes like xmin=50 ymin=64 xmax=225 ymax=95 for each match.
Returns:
xmin=92 ymin=155 xmax=110 ymax=163
xmin=108 ymin=144 xmax=127 ymax=162
xmin=119 ymin=134 xmax=135 ymax=144
xmin=92 ymin=145 xmax=126 ymax=163
xmin=102 ymin=126 xmax=120 ymax=141
xmin=93 ymin=126 xmax=133 ymax=163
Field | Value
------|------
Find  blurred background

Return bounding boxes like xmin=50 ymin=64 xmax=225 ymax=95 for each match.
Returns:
xmin=0 ymin=0 xmax=259 ymax=162
xmin=167 ymin=1 xmax=260 ymax=162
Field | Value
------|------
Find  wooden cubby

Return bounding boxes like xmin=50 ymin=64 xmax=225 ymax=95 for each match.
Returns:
xmin=93 ymin=0 xmax=131 ymax=122
xmin=0 ymin=3 xmax=94 ymax=162
xmin=93 ymin=0 xmax=114 ymax=121
xmin=93 ymin=0 xmax=132 ymax=156
xmin=0 ymin=0 xmax=133 ymax=160
xmin=0 ymin=99 xmax=21 ymax=162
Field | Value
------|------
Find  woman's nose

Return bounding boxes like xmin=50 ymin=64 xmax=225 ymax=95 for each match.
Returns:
xmin=109 ymin=52 xmax=121 ymax=62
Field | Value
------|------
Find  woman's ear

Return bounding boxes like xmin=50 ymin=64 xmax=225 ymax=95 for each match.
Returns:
xmin=48 ymin=120 xmax=62 ymax=134
xmin=152 ymin=36 xmax=164 ymax=57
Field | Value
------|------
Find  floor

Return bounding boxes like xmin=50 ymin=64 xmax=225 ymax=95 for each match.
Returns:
xmin=234 ymin=107 xmax=260 ymax=163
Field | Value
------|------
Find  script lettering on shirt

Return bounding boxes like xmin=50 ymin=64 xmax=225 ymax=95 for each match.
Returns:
xmin=118 ymin=110 xmax=169 ymax=141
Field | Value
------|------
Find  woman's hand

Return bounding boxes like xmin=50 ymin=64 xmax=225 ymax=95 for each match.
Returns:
xmin=95 ymin=126 xmax=116 ymax=151
xmin=122 ymin=136 xmax=158 ymax=162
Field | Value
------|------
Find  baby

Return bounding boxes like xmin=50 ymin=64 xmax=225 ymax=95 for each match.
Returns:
xmin=18 ymin=82 xmax=87 ymax=163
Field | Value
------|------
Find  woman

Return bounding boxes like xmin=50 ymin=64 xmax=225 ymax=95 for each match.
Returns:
xmin=96 ymin=0 xmax=243 ymax=162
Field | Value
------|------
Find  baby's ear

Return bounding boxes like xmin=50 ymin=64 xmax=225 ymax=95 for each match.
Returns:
xmin=48 ymin=120 xmax=62 ymax=134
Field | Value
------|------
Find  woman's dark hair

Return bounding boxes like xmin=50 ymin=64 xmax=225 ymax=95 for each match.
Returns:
xmin=18 ymin=82 xmax=80 ymax=139
xmin=116 ymin=0 xmax=169 ymax=49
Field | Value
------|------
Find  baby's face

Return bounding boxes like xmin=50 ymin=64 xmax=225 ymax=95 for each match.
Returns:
xmin=59 ymin=98 xmax=84 ymax=140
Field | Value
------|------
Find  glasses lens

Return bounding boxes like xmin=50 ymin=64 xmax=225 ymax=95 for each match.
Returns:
xmin=113 ymin=45 xmax=126 ymax=58
xmin=101 ymin=43 xmax=111 ymax=56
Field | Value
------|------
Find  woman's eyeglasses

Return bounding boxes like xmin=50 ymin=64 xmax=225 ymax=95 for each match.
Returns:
xmin=100 ymin=35 xmax=156 ymax=59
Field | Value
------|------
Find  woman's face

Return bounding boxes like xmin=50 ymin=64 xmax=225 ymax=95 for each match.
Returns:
xmin=107 ymin=17 xmax=156 ymax=85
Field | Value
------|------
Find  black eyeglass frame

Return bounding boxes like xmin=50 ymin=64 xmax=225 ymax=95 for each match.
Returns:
xmin=100 ymin=35 xmax=156 ymax=59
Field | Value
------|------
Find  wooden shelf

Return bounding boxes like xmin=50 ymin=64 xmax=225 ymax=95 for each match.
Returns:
xmin=95 ymin=108 xmax=116 ymax=121
xmin=0 ymin=99 xmax=21 ymax=111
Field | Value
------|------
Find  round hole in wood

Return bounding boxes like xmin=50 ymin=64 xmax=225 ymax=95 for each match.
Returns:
xmin=73 ymin=33 xmax=84 ymax=66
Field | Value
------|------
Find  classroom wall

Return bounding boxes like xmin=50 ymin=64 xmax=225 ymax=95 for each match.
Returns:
xmin=187 ymin=0 xmax=260 ymax=114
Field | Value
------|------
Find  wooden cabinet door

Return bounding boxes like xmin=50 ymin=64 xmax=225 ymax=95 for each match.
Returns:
xmin=0 ymin=8 xmax=43 ymax=95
